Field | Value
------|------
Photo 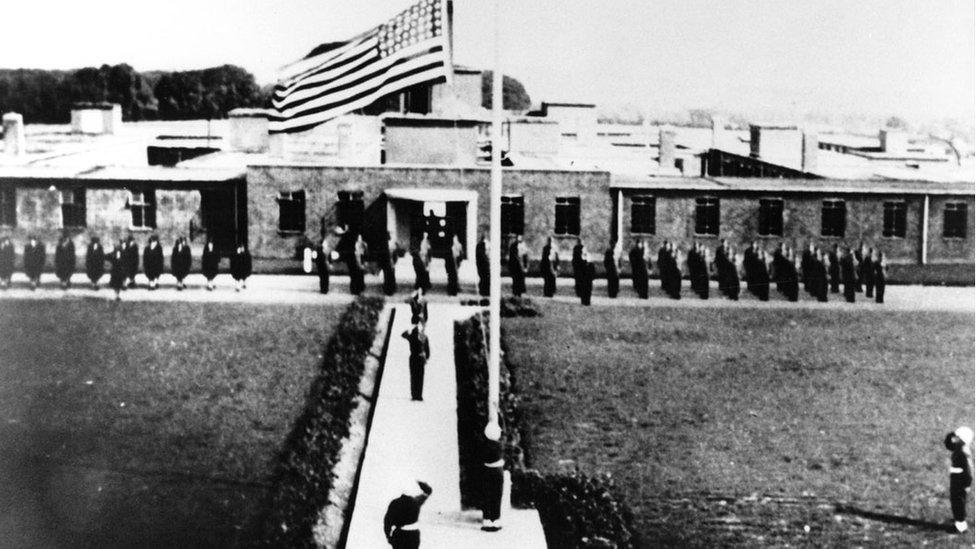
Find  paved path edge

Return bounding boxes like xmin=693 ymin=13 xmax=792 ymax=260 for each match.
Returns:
xmin=312 ymin=305 xmax=396 ymax=549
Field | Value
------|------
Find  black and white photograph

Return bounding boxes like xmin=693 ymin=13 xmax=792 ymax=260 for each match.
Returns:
xmin=0 ymin=1 xmax=973 ymax=547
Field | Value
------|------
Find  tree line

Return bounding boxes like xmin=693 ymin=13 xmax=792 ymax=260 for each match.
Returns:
xmin=0 ymin=64 xmax=268 ymax=124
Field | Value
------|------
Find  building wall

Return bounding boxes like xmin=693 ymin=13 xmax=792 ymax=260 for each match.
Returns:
xmin=269 ymin=115 xmax=383 ymax=163
xmin=508 ymin=120 xmax=560 ymax=157
xmin=245 ymin=164 xmax=613 ymax=259
xmin=384 ymin=124 xmax=482 ymax=166
xmin=928 ymin=195 xmax=976 ymax=264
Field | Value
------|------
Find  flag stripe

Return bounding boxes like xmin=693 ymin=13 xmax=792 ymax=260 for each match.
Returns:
xmin=273 ymin=43 xmax=441 ymax=114
xmin=270 ymin=50 xmax=444 ymax=122
xmin=273 ymin=47 xmax=380 ymax=110
xmin=278 ymin=27 xmax=375 ymax=83
xmin=274 ymin=35 xmax=378 ymax=100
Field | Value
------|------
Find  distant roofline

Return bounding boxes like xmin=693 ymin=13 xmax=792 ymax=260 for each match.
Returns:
xmin=542 ymin=102 xmax=597 ymax=109
xmin=611 ymin=175 xmax=975 ymax=196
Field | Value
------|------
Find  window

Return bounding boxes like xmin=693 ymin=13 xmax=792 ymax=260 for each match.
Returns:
xmin=403 ymin=84 xmax=432 ymax=114
xmin=277 ymin=190 xmax=306 ymax=233
xmin=554 ymin=196 xmax=581 ymax=236
xmin=501 ymin=195 xmax=524 ymax=235
xmin=820 ymin=199 xmax=846 ymax=237
xmin=129 ymin=189 xmax=156 ymax=229
xmin=336 ymin=190 xmax=364 ymax=234
xmin=630 ymin=195 xmax=656 ymax=234
xmin=758 ymin=198 xmax=784 ymax=236
xmin=944 ymin=202 xmax=968 ymax=238
xmin=60 ymin=188 xmax=86 ymax=228
xmin=0 ymin=187 xmax=15 ymax=227
xmin=694 ymin=197 xmax=720 ymax=235
xmin=882 ymin=201 xmax=907 ymax=238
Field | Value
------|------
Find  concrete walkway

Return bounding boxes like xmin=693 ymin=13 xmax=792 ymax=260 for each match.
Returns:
xmin=344 ymin=303 xmax=546 ymax=549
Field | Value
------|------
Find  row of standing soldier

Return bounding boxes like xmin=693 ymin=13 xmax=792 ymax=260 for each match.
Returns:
xmin=0 ymin=233 xmax=252 ymax=296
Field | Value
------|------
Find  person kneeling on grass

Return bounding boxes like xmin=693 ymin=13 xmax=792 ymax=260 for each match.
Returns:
xmin=945 ymin=426 xmax=973 ymax=533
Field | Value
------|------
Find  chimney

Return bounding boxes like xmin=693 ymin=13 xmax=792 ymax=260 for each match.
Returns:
xmin=228 ymin=108 xmax=270 ymax=153
xmin=802 ymin=132 xmax=818 ymax=174
xmin=749 ymin=124 xmax=761 ymax=159
xmin=658 ymin=128 xmax=676 ymax=171
xmin=711 ymin=115 xmax=727 ymax=150
xmin=2 ymin=112 xmax=25 ymax=156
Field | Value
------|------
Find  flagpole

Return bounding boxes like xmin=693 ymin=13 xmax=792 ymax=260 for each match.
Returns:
xmin=487 ymin=0 xmax=502 ymax=432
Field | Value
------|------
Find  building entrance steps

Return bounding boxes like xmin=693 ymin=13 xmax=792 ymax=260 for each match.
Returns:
xmin=344 ymin=303 xmax=546 ymax=549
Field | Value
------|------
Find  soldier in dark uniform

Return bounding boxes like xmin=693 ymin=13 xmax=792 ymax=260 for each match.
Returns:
xmin=944 ymin=426 xmax=973 ymax=534
xmin=230 ymin=244 xmax=253 ymax=292
xmin=475 ymin=234 xmax=490 ymax=297
xmin=54 ymin=231 xmax=76 ymax=290
xmin=411 ymin=250 xmax=431 ymax=293
xmin=854 ymin=242 xmax=867 ymax=292
xmin=873 ymin=252 xmax=887 ymax=304
xmin=540 ymin=237 xmax=558 ymax=298
xmin=348 ymin=234 xmax=367 ymax=295
xmin=742 ymin=241 xmax=757 ymax=294
xmin=383 ymin=480 xmax=433 ymax=549
xmin=604 ymin=239 xmax=620 ymax=298
xmin=695 ymin=243 xmax=711 ymax=299
xmin=84 ymin=236 xmax=105 ymax=290
xmin=380 ymin=232 xmax=399 ymax=296
xmin=315 ymin=236 xmax=331 ymax=294
xmin=108 ymin=240 xmax=126 ymax=300
xmin=828 ymin=244 xmax=841 ymax=294
xmin=714 ymin=239 xmax=729 ymax=297
xmin=579 ymin=249 xmax=595 ymax=306
xmin=446 ymin=235 xmax=462 ymax=296
xmin=123 ymin=234 xmax=139 ymax=288
xmin=785 ymin=248 xmax=800 ymax=302
xmin=143 ymin=234 xmax=164 ymax=290
xmin=629 ymin=240 xmax=649 ymax=299
xmin=23 ymin=235 xmax=45 ymax=290
xmin=571 ymin=237 xmax=584 ymax=297
xmin=756 ymin=249 xmax=771 ymax=301
xmin=481 ymin=423 xmax=505 ymax=532
xmin=720 ymin=245 xmax=740 ymax=300
xmin=0 ymin=236 xmax=13 ymax=289
xmin=418 ymin=232 xmax=431 ymax=272
xmin=409 ymin=289 xmax=428 ymax=325
xmin=171 ymin=236 xmax=192 ymax=290
xmin=863 ymin=247 xmax=876 ymax=298
xmin=402 ymin=322 xmax=430 ymax=401
xmin=840 ymin=247 xmax=856 ymax=303
xmin=801 ymin=241 xmax=815 ymax=295
xmin=507 ymin=236 xmax=527 ymax=297
xmin=201 ymin=237 xmax=220 ymax=291
xmin=815 ymin=251 xmax=830 ymax=302
xmin=656 ymin=241 xmax=670 ymax=295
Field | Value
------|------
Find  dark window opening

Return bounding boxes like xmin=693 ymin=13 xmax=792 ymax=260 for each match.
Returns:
xmin=882 ymin=201 xmax=907 ymax=238
xmin=758 ymin=198 xmax=784 ymax=236
xmin=821 ymin=199 xmax=846 ymax=237
xmin=0 ymin=187 xmax=15 ymax=227
xmin=630 ymin=195 xmax=656 ymax=234
xmin=944 ymin=202 xmax=968 ymax=238
xmin=60 ymin=188 xmax=87 ymax=228
xmin=695 ymin=197 xmax=720 ymax=235
xmin=554 ymin=196 xmax=581 ymax=236
xmin=129 ymin=189 xmax=156 ymax=229
xmin=277 ymin=190 xmax=306 ymax=234
xmin=501 ymin=195 xmax=524 ymax=235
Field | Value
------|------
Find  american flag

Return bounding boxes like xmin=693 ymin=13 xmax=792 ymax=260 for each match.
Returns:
xmin=269 ymin=0 xmax=451 ymax=134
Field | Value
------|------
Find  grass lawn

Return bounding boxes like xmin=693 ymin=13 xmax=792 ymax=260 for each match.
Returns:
xmin=504 ymin=301 xmax=975 ymax=547
xmin=0 ymin=299 xmax=343 ymax=549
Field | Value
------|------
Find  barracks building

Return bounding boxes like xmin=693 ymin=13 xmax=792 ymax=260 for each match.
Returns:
xmin=0 ymin=68 xmax=973 ymax=280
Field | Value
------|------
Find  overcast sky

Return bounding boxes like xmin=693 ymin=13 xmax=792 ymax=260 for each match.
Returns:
xmin=2 ymin=1 xmax=973 ymax=120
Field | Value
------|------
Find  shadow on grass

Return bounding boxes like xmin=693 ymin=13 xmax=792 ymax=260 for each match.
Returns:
xmin=835 ymin=504 xmax=949 ymax=532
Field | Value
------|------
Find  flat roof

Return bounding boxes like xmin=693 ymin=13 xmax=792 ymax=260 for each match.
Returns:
xmin=0 ymin=165 xmax=244 ymax=184
xmin=611 ymin=175 xmax=976 ymax=196
xmin=542 ymin=102 xmax=596 ymax=109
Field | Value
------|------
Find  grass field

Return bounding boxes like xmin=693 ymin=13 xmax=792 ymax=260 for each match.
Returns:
xmin=0 ymin=299 xmax=343 ymax=549
xmin=504 ymin=302 xmax=975 ymax=547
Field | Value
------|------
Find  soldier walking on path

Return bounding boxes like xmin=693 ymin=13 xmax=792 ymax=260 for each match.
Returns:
xmin=475 ymin=234 xmax=490 ymax=297
xmin=409 ymin=289 xmax=428 ymax=325
xmin=171 ymin=237 xmax=191 ymax=290
xmin=604 ymin=239 xmax=620 ymax=299
xmin=481 ymin=423 xmax=504 ymax=532
xmin=540 ymin=237 xmax=559 ymax=298
xmin=383 ymin=480 xmax=433 ymax=549
xmin=412 ymin=250 xmax=431 ymax=293
xmin=23 ymin=235 xmax=45 ymax=290
xmin=0 ymin=236 xmax=14 ymax=289
xmin=402 ymin=321 xmax=430 ymax=401
xmin=143 ymin=234 xmax=164 ymax=290
xmin=508 ymin=235 xmax=527 ymax=297
xmin=54 ymin=231 xmax=75 ymax=290
xmin=201 ymin=237 xmax=220 ymax=291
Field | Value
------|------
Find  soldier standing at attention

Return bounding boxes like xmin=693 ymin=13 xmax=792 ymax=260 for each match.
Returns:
xmin=409 ymin=288 xmax=428 ymax=325
xmin=840 ymin=247 xmax=857 ymax=303
xmin=108 ymin=240 xmax=126 ymax=300
xmin=604 ymin=239 xmax=620 ymax=299
xmin=123 ymin=234 xmax=139 ymax=288
xmin=23 ymin=235 xmax=45 ymax=290
xmin=384 ymin=480 xmax=433 ymax=549
xmin=828 ymin=243 xmax=841 ymax=294
xmin=507 ymin=235 xmax=527 ymax=297
xmin=0 ymin=236 xmax=14 ymax=289
xmin=348 ymin=234 xmax=367 ymax=295
xmin=854 ymin=242 xmax=866 ymax=292
xmin=540 ymin=237 xmax=558 ymax=298
xmin=171 ymin=237 xmax=191 ymax=290
xmin=411 ymin=250 xmax=431 ymax=293
xmin=402 ymin=321 xmax=430 ymax=401
xmin=54 ymin=231 xmax=76 ymax=290
xmin=628 ymin=240 xmax=648 ymax=299
xmin=579 ymin=249 xmax=595 ymax=306
xmin=873 ymin=252 xmax=887 ymax=304
xmin=863 ymin=247 xmax=876 ymax=298
xmin=475 ymin=234 xmax=490 ymax=297
xmin=315 ymin=236 xmax=331 ymax=294
xmin=816 ymin=250 xmax=830 ymax=302
xmin=571 ymin=237 xmax=584 ymax=297
xmin=201 ymin=237 xmax=220 ymax=291
xmin=380 ymin=232 xmax=399 ymax=296
xmin=481 ymin=423 xmax=505 ymax=532
xmin=446 ymin=235 xmax=462 ymax=296
xmin=143 ymin=234 xmax=164 ymax=290
xmin=230 ymin=244 xmax=253 ymax=292
xmin=944 ymin=426 xmax=973 ymax=534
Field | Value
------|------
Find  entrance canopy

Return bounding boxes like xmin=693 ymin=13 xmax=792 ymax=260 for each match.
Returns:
xmin=383 ymin=188 xmax=478 ymax=202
